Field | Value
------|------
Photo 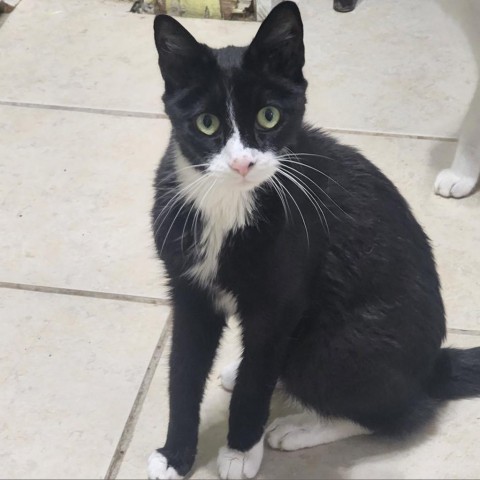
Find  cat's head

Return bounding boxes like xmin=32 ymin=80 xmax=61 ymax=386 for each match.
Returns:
xmin=153 ymin=1 xmax=306 ymax=193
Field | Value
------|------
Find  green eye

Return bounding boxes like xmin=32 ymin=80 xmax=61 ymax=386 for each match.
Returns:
xmin=256 ymin=106 xmax=280 ymax=129
xmin=196 ymin=113 xmax=220 ymax=136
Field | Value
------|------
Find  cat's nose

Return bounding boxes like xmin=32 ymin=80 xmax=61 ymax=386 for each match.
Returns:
xmin=229 ymin=157 xmax=256 ymax=177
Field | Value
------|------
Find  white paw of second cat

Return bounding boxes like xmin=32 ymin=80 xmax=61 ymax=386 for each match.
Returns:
xmin=434 ymin=169 xmax=477 ymax=198
xmin=217 ymin=439 xmax=264 ymax=479
xmin=147 ymin=451 xmax=183 ymax=480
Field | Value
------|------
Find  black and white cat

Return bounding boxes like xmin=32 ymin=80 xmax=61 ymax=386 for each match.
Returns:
xmin=148 ymin=3 xmax=480 ymax=479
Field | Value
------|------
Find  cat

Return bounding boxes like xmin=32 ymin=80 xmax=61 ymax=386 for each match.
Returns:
xmin=434 ymin=1 xmax=480 ymax=198
xmin=434 ymin=86 xmax=480 ymax=198
xmin=148 ymin=2 xmax=480 ymax=479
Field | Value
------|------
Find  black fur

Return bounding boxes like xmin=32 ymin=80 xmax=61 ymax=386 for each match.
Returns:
xmin=150 ymin=2 xmax=480 ymax=477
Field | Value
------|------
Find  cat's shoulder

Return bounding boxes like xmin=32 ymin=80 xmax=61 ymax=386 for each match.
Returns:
xmin=298 ymin=124 xmax=396 ymax=192
xmin=299 ymin=124 xmax=368 ymax=166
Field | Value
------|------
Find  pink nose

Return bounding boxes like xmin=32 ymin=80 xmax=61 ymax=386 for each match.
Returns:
xmin=229 ymin=157 xmax=256 ymax=177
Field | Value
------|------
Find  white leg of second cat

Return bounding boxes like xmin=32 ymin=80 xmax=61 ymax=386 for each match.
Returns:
xmin=435 ymin=85 xmax=480 ymax=198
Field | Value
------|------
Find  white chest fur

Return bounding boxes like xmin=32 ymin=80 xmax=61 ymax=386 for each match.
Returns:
xmin=174 ymin=148 xmax=254 ymax=313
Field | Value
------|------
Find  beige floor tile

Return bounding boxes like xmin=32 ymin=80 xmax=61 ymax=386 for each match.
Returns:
xmin=301 ymin=0 xmax=479 ymax=138
xmin=0 ymin=0 xmax=477 ymax=137
xmin=334 ymin=132 xmax=480 ymax=331
xmin=0 ymin=105 xmax=169 ymax=298
xmin=0 ymin=287 xmax=170 ymax=479
xmin=0 ymin=0 xmax=256 ymax=114
xmin=117 ymin=326 xmax=480 ymax=479
xmin=0 ymin=0 xmax=162 ymax=114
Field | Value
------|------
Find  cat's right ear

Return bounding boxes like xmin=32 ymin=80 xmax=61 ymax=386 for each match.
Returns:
xmin=153 ymin=15 xmax=215 ymax=93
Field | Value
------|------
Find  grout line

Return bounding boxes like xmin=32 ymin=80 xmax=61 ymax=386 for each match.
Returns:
xmin=0 ymin=281 xmax=170 ymax=306
xmin=324 ymin=127 xmax=458 ymax=143
xmin=105 ymin=313 xmax=172 ymax=480
xmin=447 ymin=327 xmax=480 ymax=337
xmin=2 ymin=284 xmax=476 ymax=337
xmin=0 ymin=100 xmax=459 ymax=142
xmin=0 ymin=100 xmax=168 ymax=120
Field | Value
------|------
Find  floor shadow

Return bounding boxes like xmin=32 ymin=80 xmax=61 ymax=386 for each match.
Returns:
xmin=192 ymin=386 xmax=448 ymax=479
xmin=265 ymin=390 xmax=447 ymax=479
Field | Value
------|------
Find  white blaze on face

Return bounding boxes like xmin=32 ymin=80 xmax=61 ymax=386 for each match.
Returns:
xmin=208 ymin=126 xmax=279 ymax=190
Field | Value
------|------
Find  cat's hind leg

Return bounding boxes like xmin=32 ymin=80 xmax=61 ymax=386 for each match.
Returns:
xmin=266 ymin=412 xmax=371 ymax=451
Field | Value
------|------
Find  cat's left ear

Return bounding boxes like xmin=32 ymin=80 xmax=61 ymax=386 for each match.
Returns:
xmin=244 ymin=1 xmax=305 ymax=84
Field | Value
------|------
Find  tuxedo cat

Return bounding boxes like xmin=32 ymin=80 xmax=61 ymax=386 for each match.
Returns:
xmin=148 ymin=3 xmax=480 ymax=479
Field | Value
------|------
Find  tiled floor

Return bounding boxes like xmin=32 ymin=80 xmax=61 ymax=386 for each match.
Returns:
xmin=0 ymin=0 xmax=479 ymax=479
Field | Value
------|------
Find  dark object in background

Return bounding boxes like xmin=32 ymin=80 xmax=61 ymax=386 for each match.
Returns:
xmin=334 ymin=0 xmax=358 ymax=13
xmin=0 ymin=1 xmax=15 ymax=14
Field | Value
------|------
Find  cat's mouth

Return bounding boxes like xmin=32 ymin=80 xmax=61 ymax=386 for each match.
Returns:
xmin=219 ymin=164 xmax=277 ymax=192
xmin=235 ymin=177 xmax=263 ymax=191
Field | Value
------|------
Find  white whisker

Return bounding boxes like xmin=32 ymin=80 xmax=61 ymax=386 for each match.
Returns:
xmin=269 ymin=176 xmax=291 ymax=223
xmin=280 ymin=164 xmax=341 ymax=219
xmin=277 ymin=168 xmax=330 ymax=237
xmin=191 ymin=178 xmax=218 ymax=255
xmin=282 ymin=162 xmax=353 ymax=221
xmin=278 ymin=149 xmax=349 ymax=193
xmin=158 ymin=175 xmax=211 ymax=256
xmin=180 ymin=176 xmax=214 ymax=253
xmin=155 ymin=162 xmax=210 ymax=189
xmin=153 ymin=172 xmax=207 ymax=227
xmin=273 ymin=172 xmax=310 ymax=247
xmin=154 ymin=174 xmax=209 ymax=242
xmin=278 ymin=167 xmax=330 ymax=230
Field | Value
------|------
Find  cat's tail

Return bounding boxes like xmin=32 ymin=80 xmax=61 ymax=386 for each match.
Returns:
xmin=427 ymin=347 xmax=480 ymax=400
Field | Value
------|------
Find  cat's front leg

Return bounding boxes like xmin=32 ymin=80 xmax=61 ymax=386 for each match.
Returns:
xmin=217 ymin=309 xmax=296 ymax=479
xmin=148 ymin=286 xmax=224 ymax=479
xmin=435 ymin=144 xmax=480 ymax=198
xmin=435 ymin=85 xmax=480 ymax=198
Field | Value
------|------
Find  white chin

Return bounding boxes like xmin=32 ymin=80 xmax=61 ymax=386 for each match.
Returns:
xmin=238 ymin=180 xmax=260 ymax=191
xmin=237 ymin=173 xmax=273 ymax=191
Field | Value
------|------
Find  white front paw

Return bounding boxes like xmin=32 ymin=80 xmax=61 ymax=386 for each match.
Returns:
xmin=148 ymin=451 xmax=183 ymax=480
xmin=217 ymin=438 xmax=264 ymax=479
xmin=434 ymin=169 xmax=477 ymax=198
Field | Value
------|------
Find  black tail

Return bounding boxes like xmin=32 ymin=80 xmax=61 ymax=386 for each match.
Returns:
xmin=428 ymin=347 xmax=480 ymax=400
